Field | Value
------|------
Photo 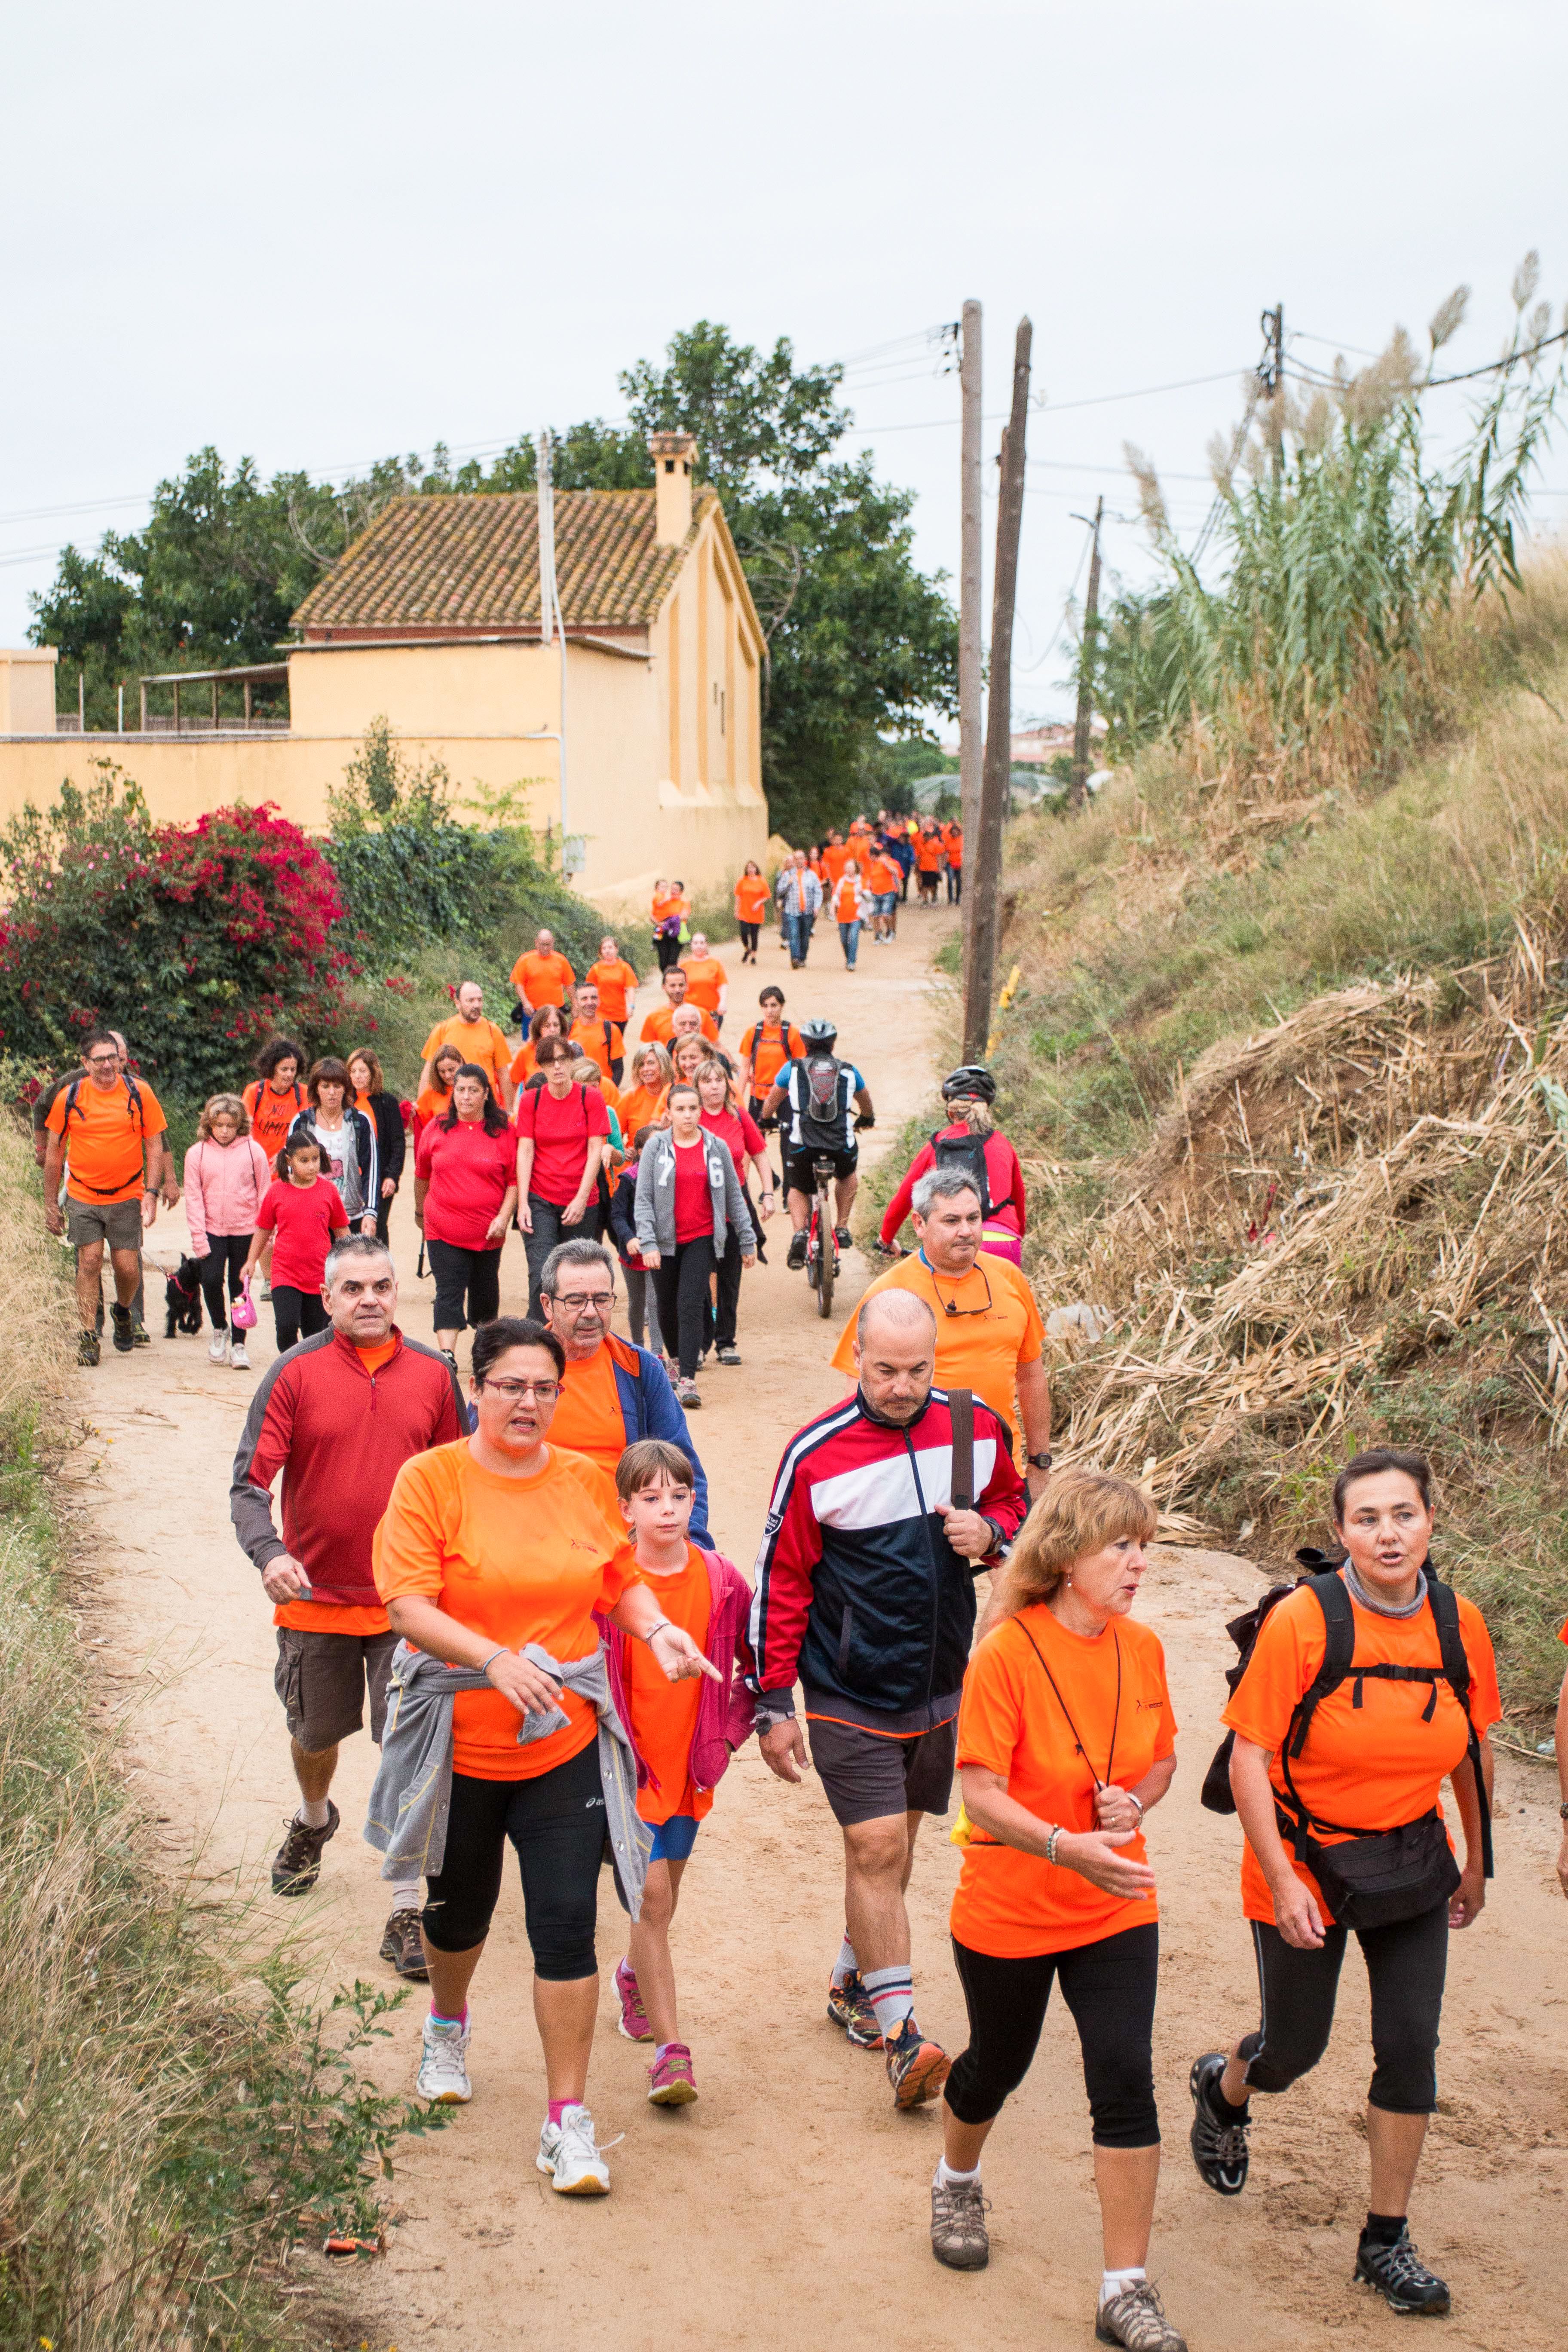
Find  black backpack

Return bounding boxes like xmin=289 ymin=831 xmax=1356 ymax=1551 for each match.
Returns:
xmin=795 ymin=1054 xmax=848 ymax=1152
xmin=931 ymin=1125 xmax=992 ymax=1218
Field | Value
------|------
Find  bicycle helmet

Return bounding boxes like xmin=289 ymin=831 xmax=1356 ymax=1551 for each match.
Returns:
xmin=801 ymin=1019 xmax=839 ymax=1048
xmin=941 ymin=1064 xmax=996 ymax=1105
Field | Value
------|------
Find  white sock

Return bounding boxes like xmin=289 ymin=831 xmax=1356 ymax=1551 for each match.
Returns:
xmin=1099 ymin=2267 xmax=1147 ymax=2309
xmin=297 ymin=1796 xmax=331 ymax=1828
xmin=935 ymin=2158 xmax=981 ymax=2187
xmin=831 ymin=1935 xmax=858 ymax=1988
xmin=862 ymin=1964 xmax=916 ymax=2036
xmin=389 ymin=1878 xmax=422 ymax=1913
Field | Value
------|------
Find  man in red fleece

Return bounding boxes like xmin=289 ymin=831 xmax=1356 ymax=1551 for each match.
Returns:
xmin=230 ymin=1234 xmax=465 ymax=1973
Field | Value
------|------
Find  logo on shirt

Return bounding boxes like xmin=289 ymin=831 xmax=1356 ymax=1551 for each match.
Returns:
xmin=584 ymin=1795 xmax=605 ymax=1810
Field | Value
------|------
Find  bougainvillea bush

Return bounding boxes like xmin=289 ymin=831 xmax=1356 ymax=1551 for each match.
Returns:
xmin=0 ymin=762 xmax=365 ymax=1100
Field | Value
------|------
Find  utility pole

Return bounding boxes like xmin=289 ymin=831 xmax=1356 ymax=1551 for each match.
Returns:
xmin=536 ymin=428 xmax=571 ymax=863
xmin=963 ymin=315 xmax=1031 ymax=1064
xmin=1068 ymin=496 xmax=1103 ymax=810
xmin=1260 ymin=302 xmax=1284 ymax=481
xmin=958 ymin=299 xmax=983 ymax=975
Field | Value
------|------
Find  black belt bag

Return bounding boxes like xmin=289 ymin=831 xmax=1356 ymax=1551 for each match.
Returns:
xmin=1277 ymin=1802 xmax=1459 ymax=1932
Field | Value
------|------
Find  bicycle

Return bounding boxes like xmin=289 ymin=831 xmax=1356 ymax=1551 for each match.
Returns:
xmin=804 ymin=1153 xmax=839 ymax=1318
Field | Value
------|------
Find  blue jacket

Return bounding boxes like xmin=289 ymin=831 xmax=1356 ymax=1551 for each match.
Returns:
xmin=603 ymin=1330 xmax=713 ymax=1546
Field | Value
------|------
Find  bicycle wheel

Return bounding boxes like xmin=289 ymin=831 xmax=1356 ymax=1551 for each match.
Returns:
xmin=816 ymin=1182 xmax=836 ymax=1317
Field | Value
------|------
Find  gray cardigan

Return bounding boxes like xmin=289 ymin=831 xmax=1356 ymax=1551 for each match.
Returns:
xmin=634 ymin=1127 xmax=757 ymax=1260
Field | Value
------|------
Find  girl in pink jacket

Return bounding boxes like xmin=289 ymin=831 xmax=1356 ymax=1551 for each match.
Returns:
xmin=183 ymin=1094 xmax=272 ymax=1369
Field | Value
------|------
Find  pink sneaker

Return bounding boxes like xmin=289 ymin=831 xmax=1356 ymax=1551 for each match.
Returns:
xmin=647 ymin=2043 xmax=698 ymax=2105
xmin=614 ymin=1957 xmax=651 ymax=2043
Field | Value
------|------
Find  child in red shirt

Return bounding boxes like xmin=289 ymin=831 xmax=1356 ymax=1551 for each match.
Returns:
xmin=244 ymin=1135 xmax=349 ymax=1354
xmin=600 ymin=1440 xmax=755 ymax=2106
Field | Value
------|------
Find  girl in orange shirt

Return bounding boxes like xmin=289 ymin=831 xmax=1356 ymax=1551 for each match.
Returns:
xmin=601 ymin=1440 xmax=755 ymax=2106
xmin=834 ymin=858 xmax=871 ymax=970
xmin=934 ymin=1471 xmax=1184 ymax=2352
xmin=734 ymin=860 xmax=771 ymax=964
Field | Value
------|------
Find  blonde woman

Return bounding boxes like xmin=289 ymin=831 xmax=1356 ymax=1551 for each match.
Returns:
xmin=929 ymin=1470 xmax=1185 ymax=2352
xmin=620 ymin=1043 xmax=673 ymax=1141
xmin=183 ymin=1093 xmax=272 ymax=1368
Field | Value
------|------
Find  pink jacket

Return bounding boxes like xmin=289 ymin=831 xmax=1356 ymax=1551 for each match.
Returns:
xmin=600 ymin=1548 xmax=756 ymax=1800
xmin=183 ymin=1135 xmax=272 ymax=1257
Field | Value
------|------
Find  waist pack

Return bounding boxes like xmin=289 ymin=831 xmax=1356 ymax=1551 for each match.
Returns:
xmin=1280 ymin=1804 xmax=1459 ymax=1932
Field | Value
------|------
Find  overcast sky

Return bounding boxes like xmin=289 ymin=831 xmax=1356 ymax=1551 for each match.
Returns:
xmin=4 ymin=0 xmax=1566 ymax=723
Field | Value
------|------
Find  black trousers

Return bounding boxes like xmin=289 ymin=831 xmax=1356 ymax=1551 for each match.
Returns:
xmin=198 ymin=1233 xmax=250 ymax=1330
xmin=714 ymin=1231 xmax=743 ymax=1348
xmin=652 ymin=1234 xmax=716 ymax=1377
xmin=374 ymin=1191 xmax=395 ymax=1246
xmin=739 ymin=921 xmax=761 ymax=957
xmin=272 ymin=1287 xmax=328 ymax=1354
xmin=945 ymin=1924 xmax=1161 ymax=2147
xmin=421 ymin=1744 xmax=609 ymax=1978
xmin=426 ymin=1235 xmax=502 ymax=1334
xmin=1240 ymin=1898 xmax=1449 ymax=2113
xmin=655 ymin=932 xmax=683 ymax=973
xmin=523 ymin=1195 xmax=600 ymax=1319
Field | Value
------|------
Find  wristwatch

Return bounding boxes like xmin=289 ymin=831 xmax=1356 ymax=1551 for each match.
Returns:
xmin=980 ymin=1514 xmax=1011 ymax=1560
xmin=1559 ymin=1800 xmax=1568 ymax=1821
xmin=1027 ymin=1450 xmax=1053 ymax=1471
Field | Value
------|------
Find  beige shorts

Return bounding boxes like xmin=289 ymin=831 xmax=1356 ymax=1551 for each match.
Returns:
xmin=66 ymin=1195 xmax=144 ymax=1251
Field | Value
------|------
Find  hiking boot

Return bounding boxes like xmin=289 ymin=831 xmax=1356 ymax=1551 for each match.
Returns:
xmin=930 ymin=2174 xmax=990 ymax=2269
xmin=537 ymin=2103 xmax=613 ymax=2194
xmin=77 ymin=1328 xmax=101 ymax=1368
xmin=1188 ymin=2052 xmax=1250 ymax=2195
xmin=647 ymin=2043 xmax=698 ymax=2105
xmin=208 ymin=1329 xmax=229 ymax=1365
xmin=717 ymin=1344 xmax=741 ymax=1365
xmin=884 ymin=2018 xmax=949 ymax=2110
xmin=129 ymin=1314 xmax=151 ymax=1347
xmin=614 ymin=1956 xmax=652 ymax=2042
xmin=675 ymin=1377 xmax=701 ymax=1409
xmin=379 ymin=1907 xmax=429 ymax=1980
xmin=110 ymin=1303 xmax=135 ymax=1353
xmin=1354 ymin=2229 xmax=1451 ymax=2317
xmin=1096 ymin=2280 xmax=1188 ymax=2350
xmin=416 ymin=2011 xmax=472 ymax=2104
xmin=270 ymin=1801 xmax=340 ymax=1895
xmin=827 ymin=1970 xmax=883 ymax=2049
xmin=786 ymin=1231 xmax=808 ymax=1271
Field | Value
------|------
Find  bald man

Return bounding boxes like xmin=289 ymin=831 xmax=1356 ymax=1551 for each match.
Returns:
xmin=748 ymin=1289 xmax=1028 ymax=2111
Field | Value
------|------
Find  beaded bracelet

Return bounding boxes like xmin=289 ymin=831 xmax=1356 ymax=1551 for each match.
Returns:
xmin=1045 ymin=1824 xmax=1063 ymax=1866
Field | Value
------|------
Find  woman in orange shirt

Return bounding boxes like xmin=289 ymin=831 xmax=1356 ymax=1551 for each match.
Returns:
xmin=620 ymin=1043 xmax=673 ymax=1141
xmin=373 ymin=1315 xmax=715 ymax=2193
xmin=585 ymin=935 xmax=640 ymax=1026
xmin=651 ymin=880 xmax=686 ymax=974
xmin=509 ymin=1004 xmax=578 ymax=1091
xmin=834 ymin=858 xmax=871 ymax=970
xmin=412 ymin=1043 xmax=464 ymax=1136
xmin=734 ymin=860 xmax=771 ymax=964
xmin=244 ymin=1034 xmax=307 ymax=1164
xmin=931 ymin=1471 xmax=1185 ymax=2352
xmin=1189 ymin=1447 xmax=1498 ymax=2321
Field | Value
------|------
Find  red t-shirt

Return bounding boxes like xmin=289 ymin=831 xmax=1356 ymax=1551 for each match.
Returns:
xmin=254 ymin=1176 xmax=349 ymax=1292
xmin=672 ymin=1137 xmax=714 ymax=1242
xmin=515 ymin=1083 xmax=610 ymax=1208
xmin=700 ymin=1106 xmax=764 ymax=1173
xmin=413 ymin=1117 xmax=520 ymax=1250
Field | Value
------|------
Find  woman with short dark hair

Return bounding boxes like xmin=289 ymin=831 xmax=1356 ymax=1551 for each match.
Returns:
xmin=413 ymin=1066 xmax=518 ymax=1363
xmin=286 ymin=1059 xmax=377 ymax=1237
xmin=1188 ymin=1447 xmax=1499 ymax=2321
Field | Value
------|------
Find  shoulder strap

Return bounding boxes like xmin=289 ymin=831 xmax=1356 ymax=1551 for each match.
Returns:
xmin=1285 ymin=1573 xmax=1357 ymax=1758
xmin=948 ymin=1388 xmax=975 ymax=1510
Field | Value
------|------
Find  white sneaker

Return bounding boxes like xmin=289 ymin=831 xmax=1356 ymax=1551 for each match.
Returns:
xmin=229 ymin=1339 xmax=250 ymax=1369
xmin=536 ymin=2102 xmax=613 ymax=2194
xmin=416 ymin=2011 xmax=472 ymax=2104
xmin=207 ymin=1330 xmax=229 ymax=1365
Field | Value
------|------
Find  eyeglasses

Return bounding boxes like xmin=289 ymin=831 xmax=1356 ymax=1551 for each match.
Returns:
xmin=555 ymin=1293 xmax=613 ymax=1313
xmin=926 ymin=1259 xmax=995 ymax=1319
xmin=481 ymin=1378 xmax=560 ymax=1401
xmin=87 ymin=1054 xmax=119 ymax=1068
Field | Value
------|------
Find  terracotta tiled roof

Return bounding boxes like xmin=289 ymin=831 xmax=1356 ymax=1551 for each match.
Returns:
xmin=291 ymin=488 xmax=714 ymax=637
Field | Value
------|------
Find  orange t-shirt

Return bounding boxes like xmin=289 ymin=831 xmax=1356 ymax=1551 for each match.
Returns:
xmin=652 ymin=892 xmax=686 ymax=931
xmin=46 ymin=1073 xmax=167 ymax=1205
xmin=679 ymin=957 xmax=727 ymax=1014
xmin=586 ymin=959 xmax=639 ymax=1024
xmin=619 ymin=1084 xmax=669 ymax=1141
xmin=866 ymin=854 xmax=900 ymax=896
xmin=821 ymin=843 xmax=853 ymax=887
xmin=549 ymin=1349 xmax=629 ymax=1479
xmin=639 ymin=1003 xmax=719 ymax=1048
xmin=1224 ymin=1578 xmax=1501 ymax=1926
xmin=616 ymin=1540 xmax=714 ymax=1824
xmin=830 ymin=1250 xmax=1044 ymax=1442
xmin=420 ymin=1017 xmax=510 ymax=1093
xmin=276 ymin=1336 xmax=400 ymax=1634
xmin=414 ymin=1084 xmax=453 ymax=1131
xmin=373 ymin=1439 xmax=633 ymax=1781
xmin=944 ymin=827 xmax=964 ymax=869
xmin=834 ymin=876 xmax=864 ymax=922
xmin=735 ymin=875 xmax=771 ymax=925
xmin=915 ymin=833 xmax=944 ymax=872
xmin=740 ymin=1020 xmax=804 ymax=1093
xmin=951 ymin=1605 xmax=1176 ymax=1958
xmin=244 ymin=1078 xmax=306 ymax=1164
xmin=569 ymin=1019 xmax=625 ymax=1077
xmin=512 ymin=949 xmax=575 ymax=1008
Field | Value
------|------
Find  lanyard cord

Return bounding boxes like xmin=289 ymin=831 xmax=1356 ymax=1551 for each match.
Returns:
xmin=1015 ymin=1617 xmax=1121 ymax=1790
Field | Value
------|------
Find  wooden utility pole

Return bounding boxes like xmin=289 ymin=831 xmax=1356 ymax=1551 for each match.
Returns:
xmin=963 ymin=315 xmax=1031 ymax=1063
xmin=958 ymin=299 xmax=983 ymax=974
xmin=1068 ymin=496 xmax=1104 ymax=809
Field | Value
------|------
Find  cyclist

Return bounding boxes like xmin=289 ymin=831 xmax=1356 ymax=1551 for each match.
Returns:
xmin=879 ymin=1068 xmax=1027 ymax=1268
xmin=761 ymin=1019 xmax=873 ymax=1273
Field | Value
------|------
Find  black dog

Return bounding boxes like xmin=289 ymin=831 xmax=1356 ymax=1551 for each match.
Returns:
xmin=164 ymin=1255 xmax=205 ymax=1337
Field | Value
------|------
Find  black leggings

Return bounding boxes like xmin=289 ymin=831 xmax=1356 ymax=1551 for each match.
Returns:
xmin=421 ymin=1744 xmax=608 ymax=1978
xmin=522 ymin=1195 xmax=601 ymax=1320
xmin=426 ymin=1235 xmax=502 ymax=1334
xmin=199 ymin=1233 xmax=250 ymax=1330
xmin=272 ymin=1286 xmax=328 ymax=1354
xmin=1240 ymin=1899 xmax=1449 ymax=2114
xmin=655 ymin=932 xmax=683 ymax=973
xmin=714 ymin=1229 xmax=743 ymax=1347
xmin=946 ymin=1924 xmax=1161 ymax=2147
xmin=738 ymin=921 xmax=761 ymax=956
xmin=652 ymin=1234 xmax=716 ymax=1377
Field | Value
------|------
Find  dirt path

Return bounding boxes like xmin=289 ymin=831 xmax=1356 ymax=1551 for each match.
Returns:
xmin=77 ymin=905 xmax=1568 ymax=2352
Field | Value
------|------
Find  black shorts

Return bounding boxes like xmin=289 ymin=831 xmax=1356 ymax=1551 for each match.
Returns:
xmin=783 ymin=1144 xmax=859 ymax=1192
xmin=274 ymin=1627 xmax=399 ymax=1752
xmin=807 ymin=1713 xmax=957 ymax=1826
xmin=421 ymin=1743 xmax=610 ymax=1978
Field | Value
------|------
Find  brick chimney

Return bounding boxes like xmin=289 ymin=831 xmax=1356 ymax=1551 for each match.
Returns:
xmin=649 ymin=431 xmax=697 ymax=545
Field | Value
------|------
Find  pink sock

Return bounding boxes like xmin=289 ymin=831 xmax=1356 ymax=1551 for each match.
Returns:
xmin=548 ymin=2098 xmax=578 ymax=2125
xmin=429 ymin=2006 xmax=467 ymax=2029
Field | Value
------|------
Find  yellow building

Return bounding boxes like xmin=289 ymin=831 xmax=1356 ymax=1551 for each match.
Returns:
xmin=0 ymin=433 xmax=768 ymax=906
